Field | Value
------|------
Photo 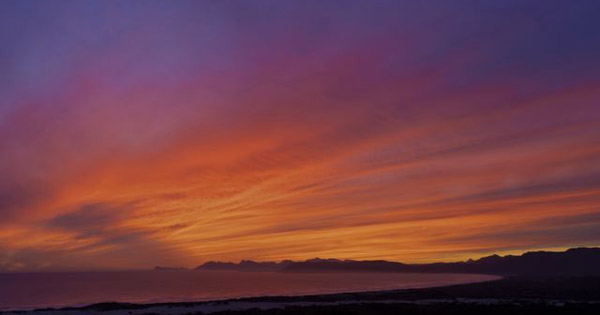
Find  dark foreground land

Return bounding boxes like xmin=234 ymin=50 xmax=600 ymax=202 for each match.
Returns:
xmin=210 ymin=276 xmax=600 ymax=315
xmin=6 ymin=276 xmax=599 ymax=315
xmin=212 ymin=302 xmax=600 ymax=315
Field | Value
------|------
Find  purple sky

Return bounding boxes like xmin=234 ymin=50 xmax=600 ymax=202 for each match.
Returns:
xmin=1 ymin=0 xmax=600 ymax=271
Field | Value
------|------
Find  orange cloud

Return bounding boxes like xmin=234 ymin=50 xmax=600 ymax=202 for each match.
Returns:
xmin=1 ymin=1 xmax=600 ymax=271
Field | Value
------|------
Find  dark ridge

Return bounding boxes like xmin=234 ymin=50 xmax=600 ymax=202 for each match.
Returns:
xmin=195 ymin=248 xmax=600 ymax=276
xmin=196 ymin=260 xmax=293 ymax=271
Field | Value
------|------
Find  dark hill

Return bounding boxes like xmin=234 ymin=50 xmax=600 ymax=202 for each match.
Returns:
xmin=282 ymin=248 xmax=600 ymax=276
xmin=196 ymin=260 xmax=292 ymax=271
xmin=193 ymin=248 xmax=600 ymax=276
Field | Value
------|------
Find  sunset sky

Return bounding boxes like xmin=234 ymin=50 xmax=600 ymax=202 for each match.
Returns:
xmin=1 ymin=0 xmax=600 ymax=272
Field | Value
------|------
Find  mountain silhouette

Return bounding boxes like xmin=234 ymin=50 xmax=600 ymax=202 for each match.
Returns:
xmin=194 ymin=248 xmax=600 ymax=276
xmin=196 ymin=260 xmax=293 ymax=271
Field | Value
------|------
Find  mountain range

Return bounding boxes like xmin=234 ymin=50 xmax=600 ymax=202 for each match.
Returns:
xmin=193 ymin=247 xmax=600 ymax=276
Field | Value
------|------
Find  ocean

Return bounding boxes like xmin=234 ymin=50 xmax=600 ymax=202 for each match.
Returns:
xmin=0 ymin=271 xmax=498 ymax=311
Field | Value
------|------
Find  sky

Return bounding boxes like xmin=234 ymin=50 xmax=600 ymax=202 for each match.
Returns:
xmin=1 ymin=0 xmax=600 ymax=272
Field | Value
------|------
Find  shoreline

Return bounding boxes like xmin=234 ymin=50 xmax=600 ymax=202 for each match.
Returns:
xmin=3 ymin=276 xmax=600 ymax=314
xmin=0 ymin=272 xmax=498 ymax=312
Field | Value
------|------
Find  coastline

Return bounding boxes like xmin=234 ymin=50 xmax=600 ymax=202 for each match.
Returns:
xmin=0 ymin=272 xmax=497 ymax=312
xmin=3 ymin=276 xmax=600 ymax=315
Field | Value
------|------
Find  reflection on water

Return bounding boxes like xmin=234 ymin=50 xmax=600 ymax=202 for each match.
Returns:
xmin=0 ymin=271 xmax=498 ymax=310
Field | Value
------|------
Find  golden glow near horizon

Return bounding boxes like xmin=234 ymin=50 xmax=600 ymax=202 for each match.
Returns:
xmin=1 ymin=1 xmax=600 ymax=271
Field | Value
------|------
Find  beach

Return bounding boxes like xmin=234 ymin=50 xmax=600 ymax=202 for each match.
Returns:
xmin=0 ymin=271 xmax=497 ymax=312
xmin=3 ymin=276 xmax=599 ymax=315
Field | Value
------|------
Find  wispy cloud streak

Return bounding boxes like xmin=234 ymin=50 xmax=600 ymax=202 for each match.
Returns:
xmin=0 ymin=0 xmax=599 ymax=270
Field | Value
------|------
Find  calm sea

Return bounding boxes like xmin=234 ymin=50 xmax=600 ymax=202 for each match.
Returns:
xmin=0 ymin=271 xmax=498 ymax=311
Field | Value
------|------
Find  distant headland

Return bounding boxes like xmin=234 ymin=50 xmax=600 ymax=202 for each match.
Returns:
xmin=178 ymin=247 xmax=600 ymax=276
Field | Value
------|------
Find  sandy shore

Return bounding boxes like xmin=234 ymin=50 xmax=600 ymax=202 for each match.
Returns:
xmin=3 ymin=276 xmax=600 ymax=315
